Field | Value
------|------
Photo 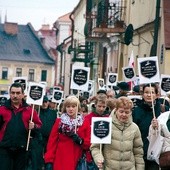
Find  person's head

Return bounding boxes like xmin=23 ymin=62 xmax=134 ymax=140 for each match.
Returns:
xmin=106 ymin=89 xmax=115 ymax=99
xmin=49 ymin=98 xmax=57 ymax=110
xmin=42 ymin=95 xmax=49 ymax=109
xmin=9 ymin=82 xmax=24 ymax=106
xmin=80 ymin=103 xmax=88 ymax=116
xmin=95 ymin=94 xmax=107 ymax=115
xmin=132 ymin=85 xmax=140 ymax=95
xmin=117 ymin=82 xmax=130 ymax=95
xmin=62 ymin=95 xmax=81 ymax=118
xmin=142 ymin=83 xmax=158 ymax=104
xmin=115 ymin=96 xmax=133 ymax=123
xmin=106 ymin=98 xmax=117 ymax=111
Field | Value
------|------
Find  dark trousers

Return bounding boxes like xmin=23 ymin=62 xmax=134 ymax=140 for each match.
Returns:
xmin=145 ymin=159 xmax=159 ymax=170
xmin=0 ymin=147 xmax=28 ymax=170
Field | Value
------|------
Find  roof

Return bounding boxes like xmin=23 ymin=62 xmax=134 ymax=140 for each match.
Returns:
xmin=38 ymin=29 xmax=56 ymax=50
xmin=57 ymin=13 xmax=71 ymax=22
xmin=0 ymin=23 xmax=55 ymax=64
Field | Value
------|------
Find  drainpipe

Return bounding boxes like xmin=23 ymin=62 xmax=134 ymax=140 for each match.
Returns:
xmin=151 ymin=0 xmax=161 ymax=56
xmin=69 ymin=11 xmax=74 ymax=48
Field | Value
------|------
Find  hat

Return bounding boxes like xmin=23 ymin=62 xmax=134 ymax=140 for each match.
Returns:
xmin=117 ymin=82 xmax=130 ymax=91
xmin=133 ymin=85 xmax=140 ymax=93
xmin=43 ymin=96 xmax=49 ymax=102
xmin=97 ymin=89 xmax=107 ymax=95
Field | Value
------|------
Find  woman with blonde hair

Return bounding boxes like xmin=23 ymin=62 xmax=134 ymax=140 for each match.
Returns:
xmin=44 ymin=95 xmax=91 ymax=170
xmin=91 ymin=96 xmax=144 ymax=170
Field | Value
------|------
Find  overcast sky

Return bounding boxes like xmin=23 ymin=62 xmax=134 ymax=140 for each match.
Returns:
xmin=0 ymin=0 xmax=79 ymax=30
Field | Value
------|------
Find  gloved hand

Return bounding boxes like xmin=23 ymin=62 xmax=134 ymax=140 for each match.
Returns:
xmin=71 ymin=133 xmax=84 ymax=145
xmin=45 ymin=163 xmax=53 ymax=170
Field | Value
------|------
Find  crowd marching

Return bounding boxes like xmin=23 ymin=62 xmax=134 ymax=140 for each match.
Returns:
xmin=0 ymin=81 xmax=170 ymax=170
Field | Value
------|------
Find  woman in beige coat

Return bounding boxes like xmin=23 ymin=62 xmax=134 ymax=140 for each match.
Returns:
xmin=90 ymin=96 xmax=144 ymax=170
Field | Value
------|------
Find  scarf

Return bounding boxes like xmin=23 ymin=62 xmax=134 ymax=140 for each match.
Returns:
xmin=58 ymin=113 xmax=84 ymax=136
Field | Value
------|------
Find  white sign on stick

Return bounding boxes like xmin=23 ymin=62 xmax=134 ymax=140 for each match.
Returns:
xmin=13 ymin=76 xmax=28 ymax=94
xmin=160 ymin=74 xmax=170 ymax=96
xmin=137 ymin=56 xmax=160 ymax=84
xmin=26 ymin=82 xmax=45 ymax=105
xmin=122 ymin=66 xmax=136 ymax=82
xmin=107 ymin=73 xmax=118 ymax=86
xmin=91 ymin=117 xmax=112 ymax=144
xmin=70 ymin=66 xmax=90 ymax=91
xmin=52 ymin=89 xmax=63 ymax=104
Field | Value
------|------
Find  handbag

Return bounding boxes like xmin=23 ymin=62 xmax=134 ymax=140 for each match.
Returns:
xmin=76 ymin=153 xmax=88 ymax=170
xmin=159 ymin=151 xmax=170 ymax=168
xmin=76 ymin=152 xmax=99 ymax=170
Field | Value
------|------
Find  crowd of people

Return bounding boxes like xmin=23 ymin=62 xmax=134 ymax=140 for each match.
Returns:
xmin=0 ymin=81 xmax=170 ymax=170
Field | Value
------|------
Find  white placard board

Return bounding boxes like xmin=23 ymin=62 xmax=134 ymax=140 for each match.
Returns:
xmin=137 ymin=56 xmax=160 ymax=84
xmin=91 ymin=117 xmax=112 ymax=144
xmin=160 ymin=74 xmax=170 ymax=96
xmin=122 ymin=66 xmax=136 ymax=82
xmin=13 ymin=76 xmax=28 ymax=94
xmin=107 ymin=73 xmax=118 ymax=86
xmin=26 ymin=82 xmax=45 ymax=105
xmin=98 ymin=78 xmax=106 ymax=90
xmin=52 ymin=89 xmax=63 ymax=104
xmin=127 ymin=95 xmax=142 ymax=107
xmin=70 ymin=66 xmax=90 ymax=91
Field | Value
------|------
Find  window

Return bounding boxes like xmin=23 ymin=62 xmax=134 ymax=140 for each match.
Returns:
xmin=2 ymin=67 xmax=8 ymax=79
xmin=16 ymin=68 xmax=22 ymax=77
xmin=41 ymin=70 xmax=47 ymax=81
xmin=28 ymin=69 xmax=34 ymax=81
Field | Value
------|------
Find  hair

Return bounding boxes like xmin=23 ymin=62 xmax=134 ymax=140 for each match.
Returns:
xmin=106 ymin=98 xmax=117 ymax=111
xmin=10 ymin=82 xmax=24 ymax=93
xmin=62 ymin=95 xmax=81 ymax=113
xmin=95 ymin=93 xmax=107 ymax=104
xmin=106 ymin=89 xmax=115 ymax=97
xmin=115 ymin=96 xmax=133 ymax=110
xmin=142 ymin=83 xmax=158 ymax=94
xmin=80 ymin=103 xmax=88 ymax=113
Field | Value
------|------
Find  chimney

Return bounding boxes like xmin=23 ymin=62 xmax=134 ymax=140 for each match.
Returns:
xmin=41 ymin=24 xmax=50 ymax=30
xmin=4 ymin=22 xmax=18 ymax=35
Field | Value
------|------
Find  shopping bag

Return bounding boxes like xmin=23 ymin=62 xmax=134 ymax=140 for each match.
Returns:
xmin=147 ymin=129 xmax=164 ymax=164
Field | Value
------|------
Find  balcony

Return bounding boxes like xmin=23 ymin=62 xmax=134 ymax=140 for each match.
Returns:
xmin=85 ymin=0 xmax=126 ymax=40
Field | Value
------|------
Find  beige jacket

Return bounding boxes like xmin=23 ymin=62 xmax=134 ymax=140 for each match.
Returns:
xmin=90 ymin=113 xmax=144 ymax=170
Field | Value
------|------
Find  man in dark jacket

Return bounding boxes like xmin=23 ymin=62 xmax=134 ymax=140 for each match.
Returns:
xmin=0 ymin=82 xmax=42 ymax=170
xmin=37 ymin=95 xmax=57 ymax=169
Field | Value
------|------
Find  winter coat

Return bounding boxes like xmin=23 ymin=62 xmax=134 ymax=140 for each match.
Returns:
xmin=132 ymin=99 xmax=168 ymax=159
xmin=44 ymin=117 xmax=91 ymax=170
xmin=90 ymin=112 xmax=144 ymax=170
xmin=39 ymin=108 xmax=57 ymax=145
xmin=0 ymin=99 xmax=42 ymax=148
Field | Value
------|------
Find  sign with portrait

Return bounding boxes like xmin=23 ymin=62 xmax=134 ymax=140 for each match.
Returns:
xmin=160 ymin=74 xmax=170 ymax=96
xmin=91 ymin=117 xmax=112 ymax=144
xmin=70 ymin=66 xmax=90 ymax=91
xmin=138 ymin=56 xmax=160 ymax=84
xmin=98 ymin=78 xmax=106 ymax=90
xmin=122 ymin=66 xmax=136 ymax=82
xmin=107 ymin=73 xmax=118 ymax=86
xmin=26 ymin=82 xmax=45 ymax=105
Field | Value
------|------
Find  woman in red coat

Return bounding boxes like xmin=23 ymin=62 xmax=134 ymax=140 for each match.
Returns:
xmin=44 ymin=95 xmax=91 ymax=170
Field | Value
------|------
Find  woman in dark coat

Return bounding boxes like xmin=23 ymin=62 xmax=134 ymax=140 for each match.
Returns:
xmin=132 ymin=83 xmax=169 ymax=170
